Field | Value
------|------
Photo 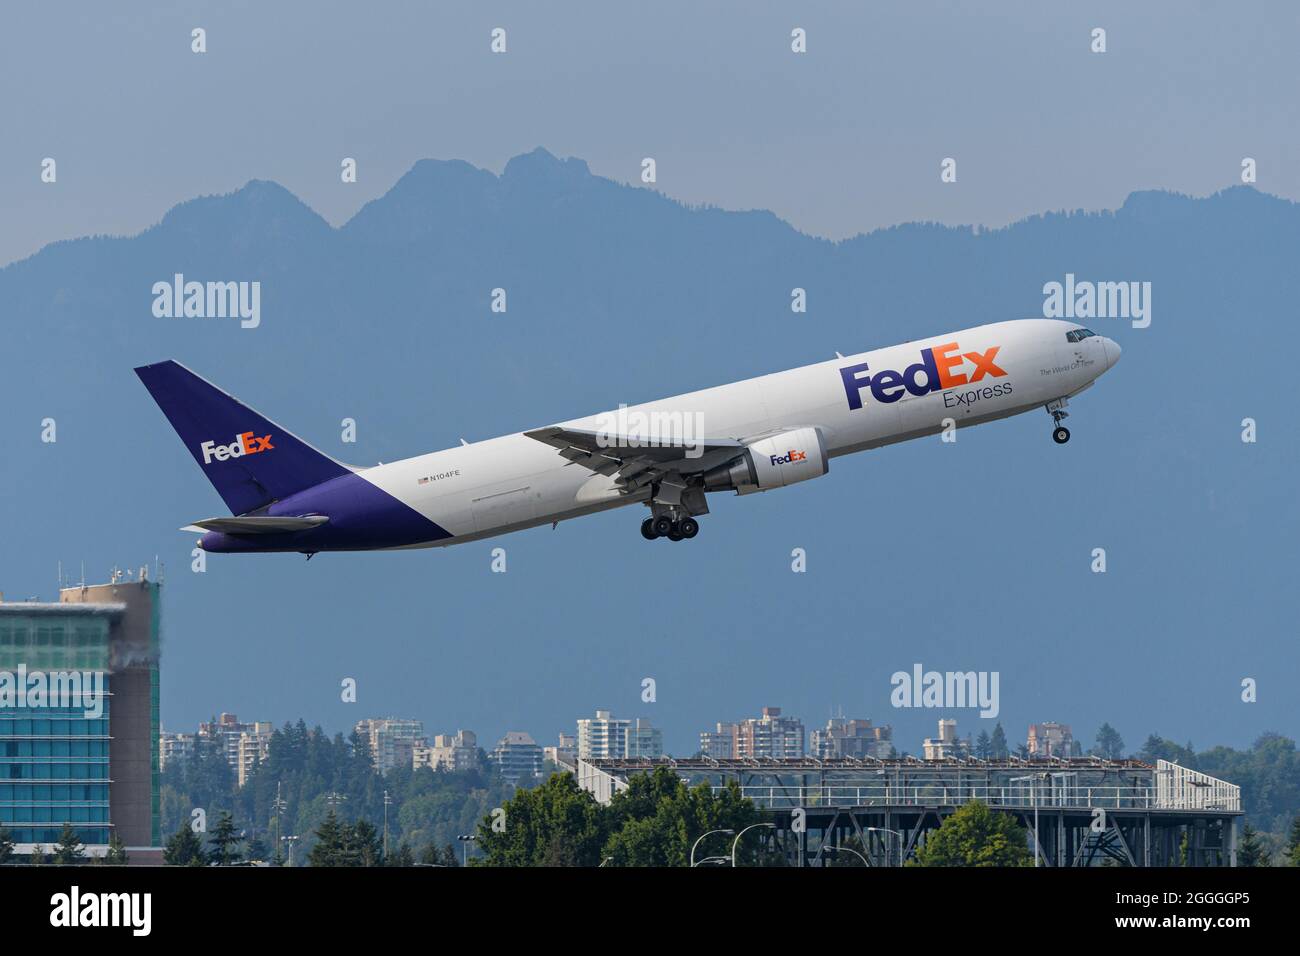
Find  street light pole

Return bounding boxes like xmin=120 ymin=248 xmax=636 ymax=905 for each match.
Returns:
xmin=690 ymin=828 xmax=735 ymax=867
xmin=457 ymin=834 xmax=477 ymax=867
xmin=1011 ymin=772 xmax=1049 ymax=867
xmin=863 ymin=827 xmax=904 ymax=867
xmin=827 ymin=844 xmax=870 ymax=867
xmin=382 ymin=790 xmax=393 ymax=860
xmin=731 ymin=823 xmax=776 ymax=867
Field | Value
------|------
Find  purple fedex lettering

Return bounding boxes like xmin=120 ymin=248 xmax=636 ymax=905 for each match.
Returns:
xmin=840 ymin=347 xmax=946 ymax=409
xmin=840 ymin=362 xmax=872 ymax=410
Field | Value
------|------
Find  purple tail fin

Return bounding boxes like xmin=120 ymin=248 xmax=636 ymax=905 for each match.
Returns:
xmin=134 ymin=360 xmax=351 ymax=515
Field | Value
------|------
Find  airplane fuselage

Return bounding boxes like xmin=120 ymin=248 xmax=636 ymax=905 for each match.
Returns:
xmin=180 ymin=318 xmax=1120 ymax=554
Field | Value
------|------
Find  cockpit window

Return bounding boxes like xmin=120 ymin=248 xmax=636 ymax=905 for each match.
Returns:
xmin=1065 ymin=328 xmax=1097 ymax=343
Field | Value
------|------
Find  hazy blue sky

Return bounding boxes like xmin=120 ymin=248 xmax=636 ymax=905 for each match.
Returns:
xmin=2 ymin=1 xmax=1296 ymax=266
xmin=2 ymin=3 xmax=1296 ymax=757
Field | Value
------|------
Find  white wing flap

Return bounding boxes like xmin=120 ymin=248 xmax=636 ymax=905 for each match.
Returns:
xmin=524 ymin=426 xmax=747 ymax=493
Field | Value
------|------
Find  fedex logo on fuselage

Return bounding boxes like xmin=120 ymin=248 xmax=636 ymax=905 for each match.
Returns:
xmin=770 ymin=449 xmax=807 ymax=466
xmin=200 ymin=431 xmax=273 ymax=464
xmin=839 ymin=342 xmax=1007 ymax=409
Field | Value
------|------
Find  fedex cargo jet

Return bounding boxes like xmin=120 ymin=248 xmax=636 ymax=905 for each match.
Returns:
xmin=135 ymin=318 xmax=1120 ymax=554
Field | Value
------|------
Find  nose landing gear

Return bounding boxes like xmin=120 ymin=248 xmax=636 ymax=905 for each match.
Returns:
xmin=1046 ymin=399 xmax=1071 ymax=444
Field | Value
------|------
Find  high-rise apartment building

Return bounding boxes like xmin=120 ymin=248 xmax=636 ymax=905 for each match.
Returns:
xmin=923 ymin=718 xmax=971 ymax=760
xmin=413 ymin=730 xmax=479 ymax=772
xmin=489 ymin=731 xmax=543 ymax=784
xmin=355 ymin=717 xmax=427 ymax=775
xmin=577 ymin=710 xmax=664 ymax=759
xmin=810 ymin=717 xmax=895 ymax=759
xmin=577 ymin=710 xmax=628 ymax=759
xmin=699 ymin=708 xmax=805 ymax=759
xmin=1027 ymin=722 xmax=1075 ymax=758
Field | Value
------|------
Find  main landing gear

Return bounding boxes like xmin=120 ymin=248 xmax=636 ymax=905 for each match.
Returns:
xmin=641 ymin=515 xmax=699 ymax=542
xmin=1046 ymin=399 xmax=1071 ymax=444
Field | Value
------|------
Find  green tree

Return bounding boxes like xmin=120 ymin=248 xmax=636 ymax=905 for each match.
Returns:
xmin=52 ymin=823 xmax=85 ymax=865
xmin=0 ymin=825 xmax=14 ymax=865
xmin=29 ymin=845 xmax=44 ymax=866
xmin=104 ymin=832 xmax=129 ymax=866
xmin=1237 ymin=824 xmax=1269 ymax=867
xmin=207 ymin=811 xmax=242 ymax=866
xmin=389 ymin=843 xmax=414 ymax=867
xmin=1138 ymin=734 xmax=1195 ymax=766
xmin=973 ymin=730 xmax=992 ymax=760
xmin=349 ymin=819 xmax=384 ymax=867
xmin=1287 ymin=815 xmax=1300 ymax=866
xmin=475 ymin=767 xmax=770 ymax=868
xmin=1093 ymin=723 xmax=1125 ymax=760
xmin=308 ymin=810 xmax=347 ymax=867
xmin=910 ymin=801 xmax=1032 ymax=867
xmin=244 ymin=835 xmax=268 ymax=863
xmin=476 ymin=773 xmax=607 ymax=867
xmin=990 ymin=723 xmax=1009 ymax=759
xmin=163 ymin=823 xmax=206 ymax=866
xmin=604 ymin=768 xmax=764 ymax=867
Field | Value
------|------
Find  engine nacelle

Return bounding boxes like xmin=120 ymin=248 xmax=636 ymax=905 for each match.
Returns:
xmin=703 ymin=427 xmax=829 ymax=495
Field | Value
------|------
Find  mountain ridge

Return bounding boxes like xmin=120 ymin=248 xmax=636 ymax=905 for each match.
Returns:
xmin=6 ymin=149 xmax=1293 ymax=276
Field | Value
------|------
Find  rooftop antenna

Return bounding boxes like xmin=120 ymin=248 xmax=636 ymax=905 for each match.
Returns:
xmin=80 ymin=560 xmax=85 ymax=589
xmin=58 ymin=559 xmax=63 ymax=592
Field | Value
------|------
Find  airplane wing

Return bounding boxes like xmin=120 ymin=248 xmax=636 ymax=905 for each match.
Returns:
xmin=523 ymin=426 xmax=746 ymax=491
xmin=181 ymin=515 xmax=330 ymax=535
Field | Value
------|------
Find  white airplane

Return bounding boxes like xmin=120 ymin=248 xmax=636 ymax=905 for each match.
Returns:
xmin=136 ymin=318 xmax=1120 ymax=554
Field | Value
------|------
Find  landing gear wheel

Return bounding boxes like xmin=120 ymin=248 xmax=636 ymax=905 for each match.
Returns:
xmin=666 ymin=524 xmax=684 ymax=542
xmin=651 ymin=515 xmax=674 ymax=538
xmin=1052 ymin=426 xmax=1071 ymax=444
xmin=640 ymin=518 xmax=658 ymax=540
xmin=678 ymin=517 xmax=699 ymax=539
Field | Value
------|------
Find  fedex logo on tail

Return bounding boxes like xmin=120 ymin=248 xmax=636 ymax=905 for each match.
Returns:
xmin=840 ymin=342 xmax=1006 ymax=409
xmin=200 ymin=431 xmax=273 ymax=464
xmin=770 ymin=449 xmax=807 ymax=466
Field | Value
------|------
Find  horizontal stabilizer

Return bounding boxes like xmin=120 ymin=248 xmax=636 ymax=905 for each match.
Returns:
xmin=181 ymin=515 xmax=330 ymax=535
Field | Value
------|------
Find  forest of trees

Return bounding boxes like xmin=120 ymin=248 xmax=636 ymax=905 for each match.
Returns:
xmin=473 ymin=767 xmax=775 ymax=867
xmin=161 ymin=719 xmax=519 ymax=865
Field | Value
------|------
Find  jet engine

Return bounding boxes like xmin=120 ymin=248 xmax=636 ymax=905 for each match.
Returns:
xmin=702 ymin=426 xmax=829 ymax=495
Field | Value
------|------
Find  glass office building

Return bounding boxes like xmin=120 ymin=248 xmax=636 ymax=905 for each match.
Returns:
xmin=0 ymin=571 xmax=160 ymax=855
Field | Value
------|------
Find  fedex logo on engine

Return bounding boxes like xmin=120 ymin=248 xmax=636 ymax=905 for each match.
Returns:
xmin=770 ymin=449 xmax=807 ymax=466
xmin=839 ymin=342 xmax=1007 ymax=409
xmin=200 ymin=431 xmax=274 ymax=464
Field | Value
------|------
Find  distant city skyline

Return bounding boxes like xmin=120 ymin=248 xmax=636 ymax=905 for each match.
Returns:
xmin=159 ymin=704 xmax=1121 ymax=770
